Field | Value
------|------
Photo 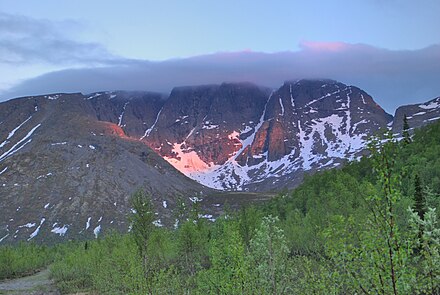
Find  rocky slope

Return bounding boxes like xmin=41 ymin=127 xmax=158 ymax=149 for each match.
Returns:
xmin=392 ymin=96 xmax=440 ymax=134
xmin=0 ymin=93 xmax=212 ymax=243
xmin=1 ymin=80 xmax=439 ymax=243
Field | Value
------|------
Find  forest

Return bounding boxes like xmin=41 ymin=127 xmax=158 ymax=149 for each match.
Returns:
xmin=1 ymin=120 xmax=440 ymax=294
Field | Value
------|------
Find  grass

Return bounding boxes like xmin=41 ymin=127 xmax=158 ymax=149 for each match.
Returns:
xmin=0 ymin=243 xmax=53 ymax=281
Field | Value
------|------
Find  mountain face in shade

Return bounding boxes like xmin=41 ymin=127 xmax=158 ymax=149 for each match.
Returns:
xmin=142 ymin=80 xmax=392 ymax=191
xmin=1 ymin=80 xmax=438 ymax=243
xmin=392 ymin=96 xmax=440 ymax=134
xmin=0 ymin=92 xmax=211 ymax=243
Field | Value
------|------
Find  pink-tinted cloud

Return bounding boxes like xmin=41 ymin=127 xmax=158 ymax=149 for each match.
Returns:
xmin=299 ymin=41 xmax=353 ymax=52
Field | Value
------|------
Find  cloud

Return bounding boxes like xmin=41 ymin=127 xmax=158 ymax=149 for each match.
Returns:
xmin=2 ymin=41 xmax=440 ymax=113
xmin=0 ymin=12 xmax=117 ymax=65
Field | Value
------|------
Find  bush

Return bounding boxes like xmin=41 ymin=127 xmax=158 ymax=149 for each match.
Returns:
xmin=0 ymin=242 xmax=52 ymax=280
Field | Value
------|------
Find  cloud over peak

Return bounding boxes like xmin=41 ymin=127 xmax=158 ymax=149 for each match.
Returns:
xmin=2 ymin=40 xmax=440 ymax=113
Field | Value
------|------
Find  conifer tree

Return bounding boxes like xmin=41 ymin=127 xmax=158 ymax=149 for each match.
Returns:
xmin=403 ymin=114 xmax=411 ymax=144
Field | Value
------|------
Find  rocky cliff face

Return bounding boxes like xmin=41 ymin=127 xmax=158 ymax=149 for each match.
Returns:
xmin=392 ymin=96 xmax=440 ymax=134
xmin=140 ymin=80 xmax=392 ymax=191
xmin=2 ymin=81 xmax=438 ymax=243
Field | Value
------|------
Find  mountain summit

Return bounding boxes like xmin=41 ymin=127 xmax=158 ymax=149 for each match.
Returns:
xmin=2 ymin=79 xmax=439 ymax=242
xmin=142 ymin=80 xmax=391 ymax=191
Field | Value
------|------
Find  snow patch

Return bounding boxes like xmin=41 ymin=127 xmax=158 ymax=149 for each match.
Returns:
xmin=419 ymin=100 xmax=440 ymax=110
xmin=240 ymin=126 xmax=253 ymax=133
xmin=85 ymin=217 xmax=91 ymax=230
xmin=289 ymin=84 xmax=296 ymax=111
xmin=279 ymin=97 xmax=285 ymax=116
xmin=51 ymin=225 xmax=68 ymax=236
xmin=424 ymin=116 xmax=440 ymax=122
xmin=189 ymin=196 xmax=202 ymax=203
xmin=86 ymin=93 xmax=103 ymax=100
xmin=46 ymin=95 xmax=60 ymax=100
xmin=19 ymin=223 xmax=36 ymax=228
xmin=164 ymin=143 xmax=212 ymax=173
xmin=152 ymin=219 xmax=163 ymax=227
xmin=51 ymin=142 xmax=67 ymax=146
xmin=360 ymin=93 xmax=366 ymax=105
xmin=28 ymin=218 xmax=45 ymax=241
xmin=202 ymin=124 xmax=219 ymax=130
xmin=228 ymin=131 xmax=240 ymax=140
xmin=199 ymin=214 xmax=216 ymax=222
xmin=93 ymin=225 xmax=101 ymax=238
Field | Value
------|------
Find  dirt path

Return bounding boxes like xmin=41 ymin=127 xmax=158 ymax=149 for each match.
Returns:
xmin=0 ymin=269 xmax=59 ymax=295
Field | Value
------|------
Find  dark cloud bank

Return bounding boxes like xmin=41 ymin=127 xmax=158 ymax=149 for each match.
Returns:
xmin=0 ymin=12 xmax=117 ymax=65
xmin=2 ymin=41 xmax=440 ymax=113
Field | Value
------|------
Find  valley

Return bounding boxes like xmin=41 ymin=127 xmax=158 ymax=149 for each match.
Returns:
xmin=0 ymin=80 xmax=439 ymax=243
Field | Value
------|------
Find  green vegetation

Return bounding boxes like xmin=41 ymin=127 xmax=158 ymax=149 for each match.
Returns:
xmin=2 ymin=121 xmax=440 ymax=294
xmin=0 ymin=243 xmax=52 ymax=280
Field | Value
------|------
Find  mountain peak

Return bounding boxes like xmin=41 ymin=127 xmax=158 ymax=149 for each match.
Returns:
xmin=2 ymin=80 xmax=438 ymax=242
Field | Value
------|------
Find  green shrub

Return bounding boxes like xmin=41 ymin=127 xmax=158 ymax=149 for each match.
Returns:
xmin=0 ymin=243 xmax=52 ymax=280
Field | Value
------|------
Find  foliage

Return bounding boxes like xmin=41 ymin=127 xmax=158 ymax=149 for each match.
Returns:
xmin=403 ymin=114 xmax=411 ymax=145
xmin=248 ymin=215 xmax=292 ymax=294
xmin=0 ymin=242 xmax=52 ymax=280
xmin=409 ymin=207 xmax=440 ymax=294
xmin=196 ymin=218 xmax=249 ymax=294
xmin=4 ymin=121 xmax=440 ymax=294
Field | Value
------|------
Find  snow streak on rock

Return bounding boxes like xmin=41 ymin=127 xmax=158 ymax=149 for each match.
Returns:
xmin=141 ymin=107 xmax=163 ymax=140
xmin=118 ymin=102 xmax=129 ymax=127
xmin=93 ymin=225 xmax=101 ymax=238
xmin=85 ymin=217 xmax=91 ymax=230
xmin=0 ymin=124 xmax=41 ymax=162
xmin=0 ymin=116 xmax=32 ymax=148
xmin=0 ymin=167 xmax=7 ymax=175
xmin=28 ymin=218 xmax=45 ymax=241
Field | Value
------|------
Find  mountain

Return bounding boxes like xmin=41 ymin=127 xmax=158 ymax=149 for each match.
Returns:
xmin=143 ymin=80 xmax=392 ymax=191
xmin=0 ymin=93 xmax=212 ymax=243
xmin=1 ymin=80 xmax=439 ymax=243
xmin=392 ymin=96 xmax=440 ymax=133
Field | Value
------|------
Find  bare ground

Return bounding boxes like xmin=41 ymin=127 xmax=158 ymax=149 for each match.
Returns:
xmin=0 ymin=269 xmax=59 ymax=295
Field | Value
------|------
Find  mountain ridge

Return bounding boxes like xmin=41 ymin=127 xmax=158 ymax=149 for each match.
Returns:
xmin=1 ymin=79 xmax=439 ymax=242
xmin=143 ymin=79 xmax=392 ymax=191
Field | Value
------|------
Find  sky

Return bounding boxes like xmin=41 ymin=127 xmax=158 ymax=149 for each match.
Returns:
xmin=0 ymin=0 xmax=439 ymax=113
